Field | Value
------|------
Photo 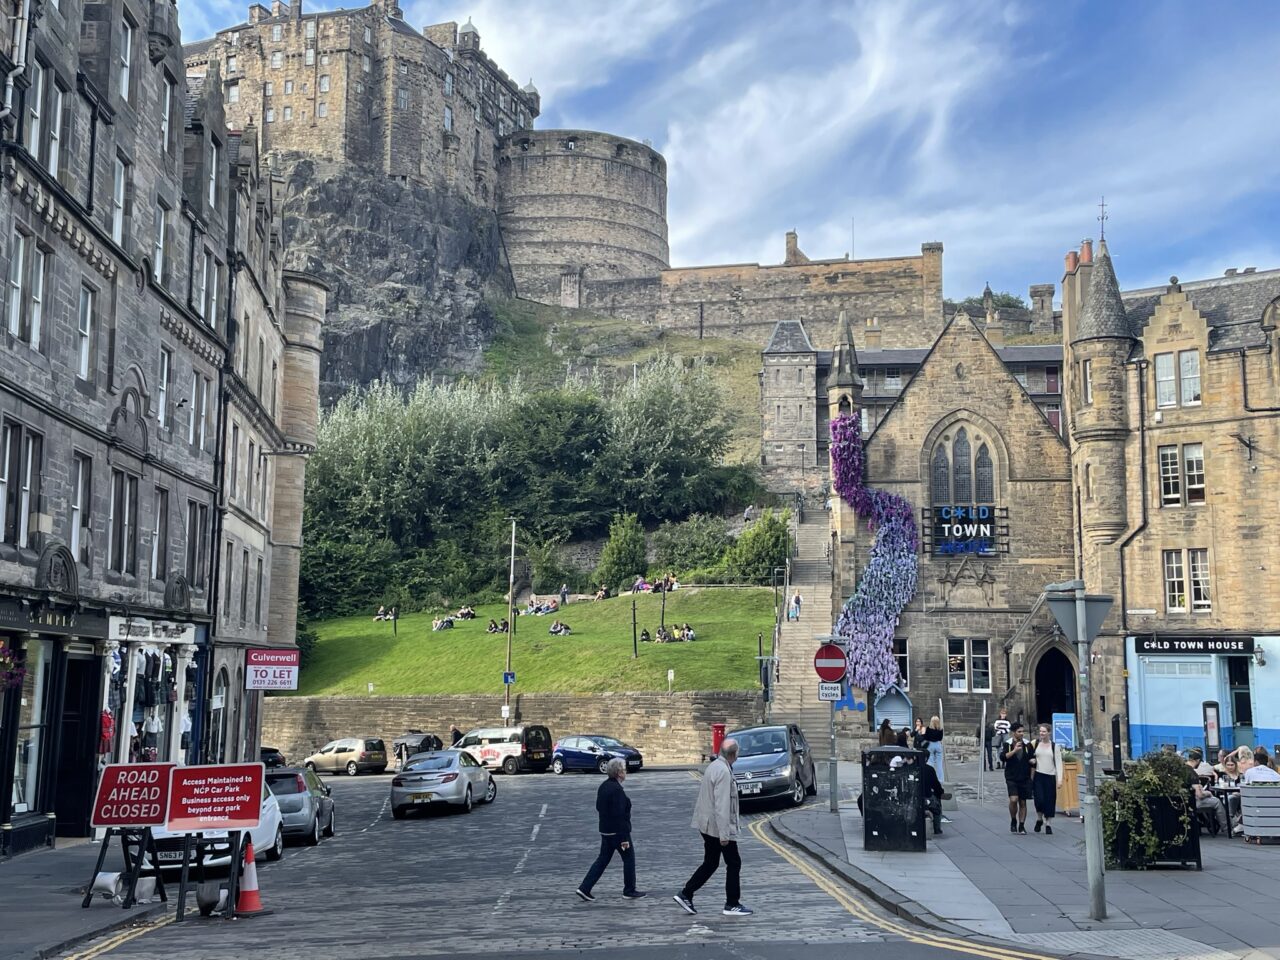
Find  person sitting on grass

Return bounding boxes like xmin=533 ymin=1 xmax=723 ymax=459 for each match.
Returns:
xmin=680 ymin=623 xmax=695 ymax=641
xmin=639 ymin=628 xmax=651 ymax=643
xmin=526 ymin=596 xmax=538 ymax=616
xmin=374 ymin=605 xmax=387 ymax=621
xmin=498 ymin=618 xmax=510 ymax=633
xmin=432 ymin=616 xmax=455 ymax=632
xmin=485 ymin=618 xmax=500 ymax=633
xmin=456 ymin=605 xmax=476 ymax=620
xmin=594 ymin=584 xmax=610 ymax=601
xmin=549 ymin=620 xmax=572 ymax=636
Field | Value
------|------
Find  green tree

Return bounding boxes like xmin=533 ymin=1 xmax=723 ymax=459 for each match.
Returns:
xmin=725 ymin=509 xmax=791 ymax=584
xmin=652 ymin=514 xmax=731 ymax=575
xmin=948 ymin=291 xmax=1027 ymax=312
xmin=594 ymin=513 xmax=647 ymax=592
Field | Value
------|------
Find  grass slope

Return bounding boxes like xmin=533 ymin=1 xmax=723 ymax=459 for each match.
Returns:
xmin=296 ymin=588 xmax=773 ymax=696
xmin=484 ymin=298 xmax=763 ymax=463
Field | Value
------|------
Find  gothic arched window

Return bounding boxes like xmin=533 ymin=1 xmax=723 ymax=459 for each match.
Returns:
xmin=931 ymin=446 xmax=950 ymax=505
xmin=975 ymin=443 xmax=994 ymax=504
xmin=952 ymin=428 xmax=972 ymax=503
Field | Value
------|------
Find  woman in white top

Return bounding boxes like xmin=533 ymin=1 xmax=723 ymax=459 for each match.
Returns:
xmin=1031 ymin=724 xmax=1064 ymax=835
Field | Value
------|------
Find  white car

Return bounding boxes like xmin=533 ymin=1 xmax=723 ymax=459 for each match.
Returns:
xmin=141 ymin=785 xmax=285 ymax=873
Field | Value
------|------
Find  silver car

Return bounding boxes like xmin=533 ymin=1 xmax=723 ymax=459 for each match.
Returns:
xmin=390 ymin=750 xmax=497 ymax=818
xmin=265 ymin=767 xmax=335 ymax=845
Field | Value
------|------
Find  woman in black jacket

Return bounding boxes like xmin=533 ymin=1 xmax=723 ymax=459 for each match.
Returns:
xmin=575 ymin=758 xmax=645 ymax=901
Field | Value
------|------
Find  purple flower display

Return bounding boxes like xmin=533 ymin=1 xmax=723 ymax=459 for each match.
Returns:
xmin=830 ymin=413 xmax=918 ymax=694
xmin=0 ymin=636 xmax=24 ymax=690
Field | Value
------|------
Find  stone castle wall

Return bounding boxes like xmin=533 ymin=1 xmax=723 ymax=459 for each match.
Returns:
xmin=497 ymin=130 xmax=670 ymax=306
xmin=262 ymin=691 xmax=763 ymax=765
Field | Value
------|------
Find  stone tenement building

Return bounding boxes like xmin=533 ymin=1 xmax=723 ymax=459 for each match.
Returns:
xmin=0 ymin=0 xmax=323 ymax=858
xmin=766 ymin=238 xmax=1280 ymax=760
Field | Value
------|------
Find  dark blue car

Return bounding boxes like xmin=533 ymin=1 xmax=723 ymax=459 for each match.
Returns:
xmin=551 ymin=735 xmax=644 ymax=775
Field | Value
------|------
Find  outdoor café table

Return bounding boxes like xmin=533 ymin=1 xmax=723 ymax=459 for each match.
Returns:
xmin=1211 ymin=784 xmax=1240 ymax=826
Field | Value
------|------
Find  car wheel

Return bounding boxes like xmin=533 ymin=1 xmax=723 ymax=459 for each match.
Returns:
xmin=265 ymin=827 xmax=284 ymax=861
xmin=461 ymin=787 xmax=473 ymax=813
xmin=392 ymin=806 xmax=406 ymax=820
xmin=501 ymin=757 xmax=519 ymax=776
xmin=306 ymin=815 xmax=321 ymax=846
xmin=323 ymin=808 xmax=336 ymax=837
xmin=346 ymin=761 xmax=359 ymax=777
xmin=790 ymin=777 xmax=806 ymax=807
xmin=552 ymin=758 xmax=565 ymax=775
xmin=305 ymin=761 xmax=316 ymax=772
xmin=484 ymin=777 xmax=498 ymax=804
xmin=597 ymin=758 xmax=610 ymax=775
xmin=806 ymin=777 xmax=818 ymax=797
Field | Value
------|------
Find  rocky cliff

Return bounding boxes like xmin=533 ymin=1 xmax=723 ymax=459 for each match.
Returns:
xmin=279 ymin=157 xmax=513 ymax=402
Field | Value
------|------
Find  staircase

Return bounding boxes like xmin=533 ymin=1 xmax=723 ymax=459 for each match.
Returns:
xmin=769 ymin=513 xmax=839 ymax=758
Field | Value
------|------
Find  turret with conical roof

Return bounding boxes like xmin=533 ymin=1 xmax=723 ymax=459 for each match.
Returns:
xmin=827 ymin=309 xmax=864 ymax=431
xmin=1066 ymin=238 xmax=1132 ymax=546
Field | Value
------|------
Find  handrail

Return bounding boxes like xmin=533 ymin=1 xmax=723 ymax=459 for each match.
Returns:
xmin=764 ymin=557 xmax=790 ymax=720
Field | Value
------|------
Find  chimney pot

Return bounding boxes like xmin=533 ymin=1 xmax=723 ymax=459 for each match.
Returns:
xmin=1243 ymin=267 xmax=1257 ymax=274
xmin=1225 ymin=268 xmax=1238 ymax=277
xmin=1065 ymin=251 xmax=1079 ymax=274
xmin=1079 ymin=239 xmax=1094 ymax=264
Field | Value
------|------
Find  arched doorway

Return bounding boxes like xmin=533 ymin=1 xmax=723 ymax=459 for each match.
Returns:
xmin=1034 ymin=647 xmax=1077 ymax=726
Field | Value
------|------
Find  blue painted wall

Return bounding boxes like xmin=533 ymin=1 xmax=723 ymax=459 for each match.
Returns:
xmin=1125 ymin=636 xmax=1280 ymax=757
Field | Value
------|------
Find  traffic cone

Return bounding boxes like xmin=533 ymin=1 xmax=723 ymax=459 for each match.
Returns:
xmin=234 ymin=840 xmax=271 ymax=917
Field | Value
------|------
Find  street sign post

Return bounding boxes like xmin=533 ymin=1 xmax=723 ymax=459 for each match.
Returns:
xmin=502 ymin=671 xmax=516 ymax=685
xmin=813 ymin=644 xmax=847 ymax=682
xmin=1045 ymin=580 xmax=1113 ymax=922
xmin=818 ymin=682 xmax=842 ymax=702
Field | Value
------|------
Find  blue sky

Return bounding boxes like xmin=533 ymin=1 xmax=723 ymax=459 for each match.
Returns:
xmin=181 ymin=0 xmax=1280 ymax=303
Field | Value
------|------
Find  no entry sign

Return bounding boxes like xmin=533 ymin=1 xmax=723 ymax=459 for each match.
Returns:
xmin=246 ymin=648 xmax=300 ymax=690
xmin=91 ymin=763 xmax=176 ymax=828
xmin=166 ymin=763 xmax=265 ymax=832
xmin=813 ymin=643 xmax=847 ymax=682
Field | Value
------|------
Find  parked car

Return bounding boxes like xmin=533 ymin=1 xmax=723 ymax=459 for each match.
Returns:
xmin=390 ymin=750 xmax=497 ymax=818
xmin=392 ymin=731 xmax=444 ymax=769
xmin=453 ymin=725 xmax=552 ymax=774
xmin=261 ymin=746 xmax=288 ymax=768
xmin=304 ymin=737 xmax=388 ymax=776
xmin=265 ymin=766 xmax=335 ymax=845
xmin=726 ymin=723 xmax=817 ymax=806
xmin=144 ymin=786 xmax=285 ymax=874
xmin=552 ymin=735 xmax=644 ymax=775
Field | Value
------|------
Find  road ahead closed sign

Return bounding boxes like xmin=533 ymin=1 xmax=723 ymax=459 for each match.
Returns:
xmin=166 ymin=763 xmax=264 ymax=833
xmin=246 ymin=648 xmax=300 ymax=690
xmin=91 ymin=763 xmax=176 ymax=828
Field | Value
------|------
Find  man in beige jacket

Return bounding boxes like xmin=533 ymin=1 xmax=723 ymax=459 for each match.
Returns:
xmin=673 ymin=738 xmax=752 ymax=916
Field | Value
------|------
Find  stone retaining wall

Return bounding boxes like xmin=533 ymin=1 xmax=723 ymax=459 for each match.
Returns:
xmin=263 ymin=691 xmax=764 ymax=766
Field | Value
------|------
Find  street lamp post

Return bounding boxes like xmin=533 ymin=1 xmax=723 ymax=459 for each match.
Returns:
xmin=505 ymin=518 xmax=516 ymax=711
xmin=1045 ymin=579 xmax=1113 ymax=922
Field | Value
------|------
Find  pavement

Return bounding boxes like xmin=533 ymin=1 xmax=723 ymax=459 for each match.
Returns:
xmin=781 ymin=757 xmax=1280 ymax=960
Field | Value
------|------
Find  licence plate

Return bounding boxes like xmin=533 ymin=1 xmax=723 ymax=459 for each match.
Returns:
xmin=157 ymin=850 xmax=186 ymax=861
xmin=531 ymin=752 xmax=545 ymax=759
xmin=627 ymin=760 xmax=640 ymax=766
xmin=737 ymin=782 xmax=762 ymax=795
xmin=412 ymin=793 xmax=435 ymax=803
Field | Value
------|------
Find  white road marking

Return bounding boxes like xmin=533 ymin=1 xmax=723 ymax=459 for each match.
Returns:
xmin=539 ymin=803 xmax=547 ymax=818
xmin=362 ymin=796 xmax=389 ymax=832
xmin=530 ymin=823 xmax=540 ymax=841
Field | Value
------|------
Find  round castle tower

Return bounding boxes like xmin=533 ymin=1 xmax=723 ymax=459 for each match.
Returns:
xmin=497 ymin=129 xmax=669 ymax=306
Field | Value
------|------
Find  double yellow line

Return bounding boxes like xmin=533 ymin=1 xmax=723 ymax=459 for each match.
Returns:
xmin=61 ymin=913 xmax=173 ymax=960
xmin=750 ymin=817 xmax=1057 ymax=960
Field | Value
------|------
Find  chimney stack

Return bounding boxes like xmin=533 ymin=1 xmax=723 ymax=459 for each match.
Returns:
xmin=1065 ymin=250 xmax=1079 ymax=274
xmin=1079 ymin=238 xmax=1093 ymax=264
xmin=1224 ymin=268 xmax=1238 ymax=277
xmin=985 ymin=314 xmax=1004 ymax=348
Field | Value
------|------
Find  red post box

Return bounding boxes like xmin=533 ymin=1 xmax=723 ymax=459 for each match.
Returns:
xmin=711 ymin=723 xmax=727 ymax=757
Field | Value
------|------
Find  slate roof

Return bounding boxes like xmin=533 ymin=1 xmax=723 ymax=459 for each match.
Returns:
xmin=763 ymin=320 xmax=815 ymax=354
xmin=1122 ymin=268 xmax=1280 ymax=354
xmin=184 ymin=38 xmax=214 ymax=59
xmin=1073 ymin=242 xmax=1131 ymax=342
xmin=996 ymin=345 xmax=1065 ymax=362
xmin=387 ymin=16 xmax=422 ymax=38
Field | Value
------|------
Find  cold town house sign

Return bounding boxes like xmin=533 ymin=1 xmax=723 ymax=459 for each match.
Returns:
xmin=1135 ymin=636 xmax=1255 ymax=655
xmin=922 ymin=505 xmax=1009 ymax=556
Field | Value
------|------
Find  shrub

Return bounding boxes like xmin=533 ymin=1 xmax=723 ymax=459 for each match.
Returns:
xmin=724 ymin=509 xmax=791 ymax=584
xmin=652 ymin=514 xmax=732 ymax=575
xmin=595 ymin=513 xmax=647 ymax=592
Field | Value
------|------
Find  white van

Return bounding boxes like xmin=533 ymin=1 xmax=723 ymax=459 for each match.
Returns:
xmin=453 ymin=724 xmax=552 ymax=774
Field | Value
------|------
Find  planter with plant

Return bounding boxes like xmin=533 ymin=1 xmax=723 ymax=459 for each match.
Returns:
xmin=1057 ymin=750 xmax=1082 ymax=816
xmin=1098 ymin=751 xmax=1200 ymax=869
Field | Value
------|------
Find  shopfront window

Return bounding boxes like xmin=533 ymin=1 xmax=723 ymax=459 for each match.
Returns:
xmin=10 ymin=638 xmax=50 ymax=814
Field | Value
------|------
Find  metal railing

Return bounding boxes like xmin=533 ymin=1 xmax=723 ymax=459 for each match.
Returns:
xmin=763 ymin=558 xmax=790 ymax=721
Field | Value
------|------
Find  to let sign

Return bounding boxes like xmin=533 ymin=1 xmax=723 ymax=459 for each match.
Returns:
xmin=245 ymin=648 xmax=300 ymax=690
xmin=91 ymin=763 xmax=175 ymax=828
xmin=166 ymin=763 xmax=264 ymax=832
